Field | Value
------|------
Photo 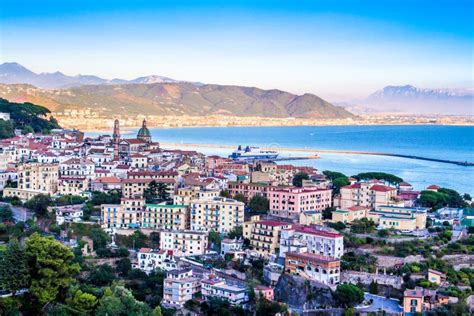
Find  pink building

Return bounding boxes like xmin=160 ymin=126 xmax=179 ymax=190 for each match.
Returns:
xmin=255 ymin=285 xmax=274 ymax=301
xmin=268 ymin=187 xmax=332 ymax=220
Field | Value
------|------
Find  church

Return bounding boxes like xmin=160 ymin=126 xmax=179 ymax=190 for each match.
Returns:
xmin=112 ymin=119 xmax=159 ymax=159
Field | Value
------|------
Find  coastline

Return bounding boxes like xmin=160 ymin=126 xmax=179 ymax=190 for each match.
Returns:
xmin=81 ymin=121 xmax=474 ymax=133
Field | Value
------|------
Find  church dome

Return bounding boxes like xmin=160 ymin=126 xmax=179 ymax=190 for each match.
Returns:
xmin=137 ymin=119 xmax=151 ymax=140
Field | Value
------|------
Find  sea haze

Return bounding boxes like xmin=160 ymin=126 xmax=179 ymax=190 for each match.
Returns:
xmin=87 ymin=125 xmax=474 ymax=195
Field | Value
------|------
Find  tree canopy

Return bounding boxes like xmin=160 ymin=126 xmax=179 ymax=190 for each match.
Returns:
xmin=248 ymin=195 xmax=269 ymax=214
xmin=334 ymin=284 xmax=364 ymax=307
xmin=420 ymin=188 xmax=467 ymax=210
xmin=292 ymin=172 xmax=309 ymax=187
xmin=352 ymin=172 xmax=403 ymax=184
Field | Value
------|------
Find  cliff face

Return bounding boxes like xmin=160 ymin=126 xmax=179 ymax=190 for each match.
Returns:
xmin=274 ymin=274 xmax=335 ymax=310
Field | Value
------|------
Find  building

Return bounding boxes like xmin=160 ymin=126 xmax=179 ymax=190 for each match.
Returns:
xmin=220 ymin=238 xmax=244 ymax=257
xmin=0 ymin=112 xmax=11 ymax=121
xmin=279 ymin=225 xmax=344 ymax=259
xmin=245 ymin=219 xmax=293 ymax=257
xmin=59 ymin=158 xmax=95 ymax=178
xmin=255 ymin=285 xmax=274 ymax=301
xmin=299 ymin=210 xmax=322 ymax=226
xmin=190 ymin=197 xmax=244 ymax=233
xmin=160 ymin=230 xmax=208 ymax=256
xmin=331 ymin=206 xmax=369 ymax=224
xmin=339 ymin=182 xmax=399 ymax=209
xmin=100 ymin=198 xmax=145 ymax=229
xmin=58 ymin=176 xmax=89 ymax=196
xmin=51 ymin=204 xmax=84 ymax=225
xmin=3 ymin=163 xmax=59 ymax=200
xmin=285 ymin=251 xmax=340 ymax=285
xmin=136 ymin=248 xmax=177 ymax=273
xmin=136 ymin=119 xmax=152 ymax=143
xmin=227 ymin=182 xmax=272 ymax=200
xmin=141 ymin=203 xmax=189 ymax=230
xmin=201 ymin=276 xmax=249 ymax=305
xmin=268 ymin=187 xmax=332 ymax=220
xmin=173 ymin=187 xmax=220 ymax=205
xmin=367 ymin=205 xmax=428 ymax=231
xmin=403 ymin=287 xmax=449 ymax=315
xmin=163 ymin=269 xmax=200 ymax=307
xmin=427 ymin=269 xmax=446 ymax=285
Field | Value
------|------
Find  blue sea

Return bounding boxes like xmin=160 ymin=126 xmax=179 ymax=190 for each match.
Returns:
xmin=88 ymin=125 xmax=474 ymax=195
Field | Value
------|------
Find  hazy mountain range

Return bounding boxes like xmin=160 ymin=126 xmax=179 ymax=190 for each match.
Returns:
xmin=0 ymin=62 xmax=178 ymax=89
xmin=346 ymin=85 xmax=473 ymax=115
xmin=1 ymin=62 xmax=471 ymax=116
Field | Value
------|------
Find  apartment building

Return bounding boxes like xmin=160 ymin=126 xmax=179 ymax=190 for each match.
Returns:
xmin=331 ymin=206 xmax=370 ymax=224
xmin=285 ymin=251 xmax=341 ymax=285
xmin=338 ymin=182 xmax=399 ymax=209
xmin=202 ymin=281 xmax=249 ymax=305
xmin=279 ymin=225 xmax=344 ymax=259
xmin=122 ymin=178 xmax=176 ymax=199
xmin=244 ymin=219 xmax=293 ymax=257
xmin=3 ymin=163 xmax=59 ymax=200
xmin=268 ymin=187 xmax=332 ymax=220
xmin=58 ymin=176 xmax=89 ymax=196
xmin=163 ymin=269 xmax=201 ymax=307
xmin=173 ymin=187 xmax=220 ymax=206
xmin=136 ymin=248 xmax=177 ymax=273
xmin=59 ymin=158 xmax=95 ymax=178
xmin=367 ymin=205 xmax=428 ymax=231
xmin=100 ymin=198 xmax=145 ymax=229
xmin=141 ymin=203 xmax=189 ymax=230
xmin=227 ymin=181 xmax=272 ymax=200
xmin=160 ymin=230 xmax=208 ymax=256
xmin=190 ymin=197 xmax=244 ymax=233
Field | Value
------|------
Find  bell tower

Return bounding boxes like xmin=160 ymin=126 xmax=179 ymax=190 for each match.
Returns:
xmin=113 ymin=119 xmax=120 ymax=160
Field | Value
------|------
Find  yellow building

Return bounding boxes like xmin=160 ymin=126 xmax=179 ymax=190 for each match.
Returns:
xmin=101 ymin=198 xmax=144 ymax=229
xmin=3 ymin=163 xmax=59 ymax=200
xmin=246 ymin=218 xmax=292 ymax=257
xmin=190 ymin=197 xmax=245 ymax=233
xmin=331 ymin=206 xmax=369 ymax=224
xmin=58 ymin=176 xmax=89 ymax=196
xmin=299 ymin=210 xmax=322 ymax=225
xmin=122 ymin=178 xmax=176 ymax=199
xmin=173 ymin=187 xmax=220 ymax=205
xmin=427 ymin=269 xmax=446 ymax=285
xmin=141 ymin=203 xmax=189 ymax=230
xmin=367 ymin=205 xmax=428 ymax=231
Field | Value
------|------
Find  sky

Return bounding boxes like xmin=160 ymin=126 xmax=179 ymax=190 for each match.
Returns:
xmin=1 ymin=0 xmax=472 ymax=101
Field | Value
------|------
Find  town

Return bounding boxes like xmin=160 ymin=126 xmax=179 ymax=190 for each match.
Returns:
xmin=0 ymin=117 xmax=473 ymax=316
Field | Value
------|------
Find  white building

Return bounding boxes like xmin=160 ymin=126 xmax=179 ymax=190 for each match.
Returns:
xmin=136 ymin=248 xmax=177 ymax=273
xmin=201 ymin=276 xmax=249 ymax=305
xmin=190 ymin=197 xmax=245 ymax=233
xmin=163 ymin=269 xmax=201 ymax=307
xmin=220 ymin=238 xmax=244 ymax=257
xmin=160 ymin=230 xmax=208 ymax=257
xmin=279 ymin=225 xmax=344 ymax=259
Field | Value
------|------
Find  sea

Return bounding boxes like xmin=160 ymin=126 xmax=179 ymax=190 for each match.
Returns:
xmin=87 ymin=125 xmax=474 ymax=195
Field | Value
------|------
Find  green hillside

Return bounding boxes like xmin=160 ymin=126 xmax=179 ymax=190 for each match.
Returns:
xmin=0 ymin=83 xmax=355 ymax=119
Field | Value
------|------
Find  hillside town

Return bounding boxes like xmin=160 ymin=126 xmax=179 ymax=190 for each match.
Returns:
xmin=0 ymin=118 xmax=473 ymax=316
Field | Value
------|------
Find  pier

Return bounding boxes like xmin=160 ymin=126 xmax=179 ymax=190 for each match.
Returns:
xmin=161 ymin=142 xmax=473 ymax=167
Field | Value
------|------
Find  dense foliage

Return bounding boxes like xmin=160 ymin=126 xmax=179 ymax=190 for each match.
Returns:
xmin=419 ymin=188 xmax=468 ymax=209
xmin=352 ymin=172 xmax=403 ymax=184
xmin=0 ymin=98 xmax=60 ymax=138
xmin=292 ymin=172 xmax=309 ymax=187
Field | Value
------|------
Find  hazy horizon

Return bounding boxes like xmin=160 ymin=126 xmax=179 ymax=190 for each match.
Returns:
xmin=1 ymin=0 xmax=473 ymax=101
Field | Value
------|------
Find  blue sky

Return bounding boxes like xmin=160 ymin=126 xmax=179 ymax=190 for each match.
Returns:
xmin=1 ymin=0 xmax=472 ymax=100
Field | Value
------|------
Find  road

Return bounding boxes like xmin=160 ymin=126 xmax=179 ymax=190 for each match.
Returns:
xmin=0 ymin=202 xmax=34 ymax=222
xmin=356 ymin=293 xmax=402 ymax=315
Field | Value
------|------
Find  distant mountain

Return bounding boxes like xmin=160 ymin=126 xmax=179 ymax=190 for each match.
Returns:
xmin=0 ymin=82 xmax=355 ymax=119
xmin=362 ymin=85 xmax=473 ymax=115
xmin=0 ymin=62 xmax=178 ymax=89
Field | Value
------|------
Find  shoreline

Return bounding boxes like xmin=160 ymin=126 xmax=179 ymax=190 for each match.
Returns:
xmin=82 ymin=122 xmax=474 ymax=133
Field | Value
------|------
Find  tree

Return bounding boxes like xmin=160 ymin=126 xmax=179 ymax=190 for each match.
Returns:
xmin=353 ymin=172 xmax=403 ymax=185
xmin=88 ymin=264 xmax=115 ymax=287
xmin=248 ymin=195 xmax=269 ymax=214
xmin=91 ymin=228 xmax=111 ymax=250
xmin=0 ymin=240 xmax=31 ymax=295
xmin=209 ymin=231 xmax=222 ymax=251
xmin=66 ymin=289 xmax=98 ymax=313
xmin=369 ymin=280 xmax=379 ymax=294
xmin=0 ymin=205 xmax=13 ymax=222
xmin=25 ymin=194 xmax=52 ymax=217
xmin=116 ymin=258 xmax=132 ymax=277
xmin=322 ymin=207 xmax=335 ymax=220
xmin=233 ymin=193 xmax=246 ymax=203
xmin=292 ymin=172 xmax=309 ymax=187
xmin=227 ymin=226 xmax=243 ymax=239
xmin=333 ymin=177 xmax=350 ymax=193
xmin=144 ymin=181 xmax=170 ymax=203
xmin=0 ymin=119 xmax=14 ymax=139
xmin=334 ymin=284 xmax=364 ymax=307
xmin=220 ymin=190 xmax=231 ymax=198
xmin=463 ymin=193 xmax=472 ymax=201
xmin=25 ymin=233 xmax=80 ymax=305
xmin=96 ymin=285 xmax=156 ymax=316
xmin=323 ymin=170 xmax=348 ymax=181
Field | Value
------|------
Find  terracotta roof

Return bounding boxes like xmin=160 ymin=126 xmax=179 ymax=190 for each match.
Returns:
xmin=256 ymin=220 xmax=291 ymax=227
xmin=94 ymin=176 xmax=122 ymax=184
xmin=370 ymin=184 xmax=396 ymax=192
xmin=427 ymin=185 xmax=440 ymax=190
xmin=293 ymin=225 xmax=342 ymax=238
xmin=286 ymin=251 xmax=340 ymax=263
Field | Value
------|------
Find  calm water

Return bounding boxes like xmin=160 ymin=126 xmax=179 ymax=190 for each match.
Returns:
xmin=88 ymin=125 xmax=474 ymax=194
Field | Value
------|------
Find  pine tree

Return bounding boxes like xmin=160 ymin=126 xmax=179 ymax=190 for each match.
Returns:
xmin=0 ymin=239 xmax=31 ymax=295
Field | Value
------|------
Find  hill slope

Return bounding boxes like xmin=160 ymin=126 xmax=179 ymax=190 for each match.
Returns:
xmin=0 ymin=83 xmax=355 ymax=119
